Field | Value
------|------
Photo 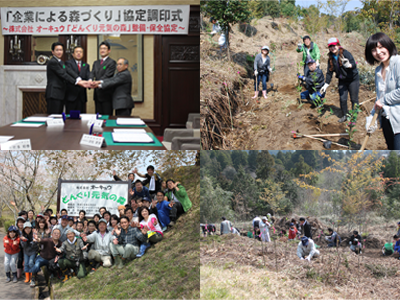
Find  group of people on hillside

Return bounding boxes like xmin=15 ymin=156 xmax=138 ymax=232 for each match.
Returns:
xmin=3 ymin=165 xmax=192 ymax=287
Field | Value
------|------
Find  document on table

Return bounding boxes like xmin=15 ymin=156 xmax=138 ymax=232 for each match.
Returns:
xmin=113 ymin=128 xmax=147 ymax=134
xmin=0 ymin=136 xmax=14 ymax=142
xmin=23 ymin=116 xmax=53 ymax=122
xmin=115 ymin=118 xmax=145 ymax=125
xmin=11 ymin=123 xmax=43 ymax=127
xmin=80 ymin=114 xmax=102 ymax=120
xmin=48 ymin=114 xmax=63 ymax=118
xmin=112 ymin=132 xmax=153 ymax=143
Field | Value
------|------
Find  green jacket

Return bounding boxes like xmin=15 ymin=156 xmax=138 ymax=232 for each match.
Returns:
xmin=165 ymin=184 xmax=192 ymax=213
xmin=297 ymin=42 xmax=321 ymax=63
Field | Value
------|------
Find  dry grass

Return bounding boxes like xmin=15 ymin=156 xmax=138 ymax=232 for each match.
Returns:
xmin=201 ymin=234 xmax=400 ymax=299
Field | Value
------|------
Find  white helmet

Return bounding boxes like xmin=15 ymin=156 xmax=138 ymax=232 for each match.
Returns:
xmin=261 ymin=46 xmax=270 ymax=51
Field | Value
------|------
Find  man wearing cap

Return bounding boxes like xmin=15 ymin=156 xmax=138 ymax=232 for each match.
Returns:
xmin=349 ymin=230 xmax=362 ymax=254
xmin=82 ymin=218 xmax=113 ymax=270
xmin=52 ymin=215 xmax=82 ymax=243
xmin=321 ymin=37 xmax=359 ymax=123
xmin=297 ymin=36 xmax=321 ymax=75
xmin=325 ymin=228 xmax=341 ymax=247
xmin=220 ymin=217 xmax=232 ymax=235
xmin=297 ymin=237 xmax=319 ymax=261
xmin=110 ymin=216 xmax=147 ymax=268
xmin=253 ymin=46 xmax=272 ymax=99
xmin=298 ymin=58 xmax=326 ymax=106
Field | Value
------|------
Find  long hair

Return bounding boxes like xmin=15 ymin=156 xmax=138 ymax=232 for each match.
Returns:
xmin=35 ymin=218 xmax=49 ymax=231
xmin=138 ymin=206 xmax=151 ymax=222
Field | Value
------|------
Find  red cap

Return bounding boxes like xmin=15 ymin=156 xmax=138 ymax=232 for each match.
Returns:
xmin=328 ymin=38 xmax=340 ymax=47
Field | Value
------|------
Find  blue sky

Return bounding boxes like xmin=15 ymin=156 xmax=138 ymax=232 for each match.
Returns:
xmin=297 ymin=0 xmax=363 ymax=13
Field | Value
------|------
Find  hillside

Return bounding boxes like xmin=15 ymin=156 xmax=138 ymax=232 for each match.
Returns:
xmin=201 ymin=16 xmax=385 ymax=150
xmin=53 ymin=165 xmax=200 ymax=299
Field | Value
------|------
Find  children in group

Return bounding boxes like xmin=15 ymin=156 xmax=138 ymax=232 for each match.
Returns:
xmin=3 ymin=226 xmax=20 ymax=283
xmin=20 ymin=222 xmax=38 ymax=286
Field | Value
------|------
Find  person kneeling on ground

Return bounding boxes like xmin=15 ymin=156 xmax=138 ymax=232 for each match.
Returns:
xmin=139 ymin=207 xmax=163 ymax=245
xmin=110 ymin=216 xmax=147 ymax=267
xmin=349 ymin=231 xmax=362 ymax=254
xmin=165 ymin=179 xmax=192 ymax=226
xmin=55 ymin=229 xmax=88 ymax=281
xmin=298 ymin=58 xmax=325 ymax=106
xmin=325 ymin=228 xmax=341 ymax=247
xmin=393 ymin=235 xmax=400 ymax=259
xmin=82 ymin=218 xmax=113 ymax=272
xmin=382 ymin=240 xmax=394 ymax=256
xmin=297 ymin=236 xmax=320 ymax=262
xmin=31 ymin=228 xmax=62 ymax=287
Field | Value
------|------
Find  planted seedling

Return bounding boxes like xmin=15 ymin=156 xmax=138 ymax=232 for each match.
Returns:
xmin=345 ymin=104 xmax=362 ymax=149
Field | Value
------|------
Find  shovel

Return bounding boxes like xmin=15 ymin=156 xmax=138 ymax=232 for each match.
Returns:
xmin=360 ymin=109 xmax=379 ymax=151
xmin=293 ymin=133 xmax=349 ymax=149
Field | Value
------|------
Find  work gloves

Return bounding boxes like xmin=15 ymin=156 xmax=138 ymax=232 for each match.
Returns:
xmin=340 ymin=57 xmax=352 ymax=68
xmin=254 ymin=70 xmax=258 ymax=76
xmin=366 ymin=114 xmax=378 ymax=134
xmin=320 ymin=83 xmax=329 ymax=94
xmin=298 ymin=43 xmax=303 ymax=50
xmin=297 ymin=74 xmax=305 ymax=80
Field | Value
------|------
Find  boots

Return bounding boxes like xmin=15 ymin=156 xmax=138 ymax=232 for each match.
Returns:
xmin=113 ymin=255 xmax=124 ymax=269
xmin=30 ymin=274 xmax=36 ymax=287
xmin=24 ymin=272 xmax=31 ymax=283
xmin=41 ymin=266 xmax=49 ymax=284
xmin=338 ymin=115 xmax=347 ymax=123
xmin=6 ymin=272 xmax=11 ymax=283
xmin=252 ymin=91 xmax=258 ymax=99
xmin=136 ymin=242 xmax=151 ymax=258
xmin=61 ymin=269 xmax=70 ymax=282
xmin=16 ymin=268 xmax=22 ymax=279
xmin=262 ymin=90 xmax=268 ymax=99
xmin=12 ymin=272 xmax=18 ymax=283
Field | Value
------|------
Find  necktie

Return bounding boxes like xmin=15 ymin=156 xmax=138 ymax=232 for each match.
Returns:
xmin=100 ymin=59 xmax=104 ymax=65
xmin=78 ymin=61 xmax=81 ymax=72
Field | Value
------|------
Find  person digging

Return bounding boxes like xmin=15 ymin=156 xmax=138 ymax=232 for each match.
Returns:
xmin=252 ymin=46 xmax=272 ymax=102
xmin=297 ymin=236 xmax=320 ymax=262
xmin=298 ymin=58 xmax=326 ymax=107
xmin=349 ymin=231 xmax=362 ymax=254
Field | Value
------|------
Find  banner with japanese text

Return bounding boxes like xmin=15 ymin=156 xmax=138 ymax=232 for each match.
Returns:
xmin=1 ymin=5 xmax=190 ymax=35
xmin=58 ymin=180 xmax=129 ymax=217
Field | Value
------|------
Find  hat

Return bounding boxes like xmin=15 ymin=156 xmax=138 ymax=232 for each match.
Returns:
xmin=68 ymin=216 xmax=74 ymax=221
xmin=328 ymin=37 xmax=340 ymax=47
xmin=261 ymin=45 xmax=270 ymax=51
xmin=142 ymin=197 xmax=151 ymax=203
xmin=50 ymin=215 xmax=57 ymax=220
xmin=61 ymin=215 xmax=69 ymax=220
xmin=23 ymin=221 xmax=32 ymax=229
xmin=306 ymin=58 xmax=316 ymax=64
xmin=267 ymin=213 xmax=271 ymax=217
xmin=118 ymin=205 xmax=126 ymax=210
xmin=16 ymin=216 xmax=26 ymax=223
xmin=36 ymin=213 xmax=44 ymax=218
xmin=353 ymin=230 xmax=358 ymax=235
xmin=262 ymin=216 xmax=267 ymax=220
xmin=289 ymin=222 xmax=294 ymax=226
xmin=303 ymin=35 xmax=311 ymax=41
xmin=8 ymin=225 xmax=18 ymax=232
xmin=397 ymin=221 xmax=400 ymax=225
xmin=301 ymin=236 xmax=309 ymax=246
xmin=98 ymin=218 xmax=107 ymax=225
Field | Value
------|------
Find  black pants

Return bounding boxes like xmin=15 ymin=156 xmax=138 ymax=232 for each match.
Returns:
xmin=47 ymin=98 xmax=64 ymax=114
xmin=381 ymin=117 xmax=400 ymax=150
xmin=17 ymin=248 xmax=24 ymax=269
xmin=169 ymin=201 xmax=184 ymax=222
xmin=95 ymin=100 xmax=113 ymax=116
xmin=338 ymin=77 xmax=359 ymax=116
xmin=115 ymin=108 xmax=132 ymax=116
xmin=65 ymin=100 xmax=85 ymax=114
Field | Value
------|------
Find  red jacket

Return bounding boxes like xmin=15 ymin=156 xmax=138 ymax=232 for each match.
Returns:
xmin=288 ymin=227 xmax=298 ymax=240
xmin=3 ymin=235 xmax=20 ymax=255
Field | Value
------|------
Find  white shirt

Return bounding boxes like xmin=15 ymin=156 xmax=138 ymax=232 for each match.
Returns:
xmin=376 ymin=65 xmax=391 ymax=118
xmin=140 ymin=214 xmax=162 ymax=233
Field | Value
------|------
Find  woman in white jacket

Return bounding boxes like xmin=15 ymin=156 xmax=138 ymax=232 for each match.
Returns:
xmin=365 ymin=32 xmax=400 ymax=149
xmin=259 ymin=216 xmax=271 ymax=242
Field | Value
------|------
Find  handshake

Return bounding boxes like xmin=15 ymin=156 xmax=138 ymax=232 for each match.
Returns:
xmin=77 ymin=80 xmax=102 ymax=89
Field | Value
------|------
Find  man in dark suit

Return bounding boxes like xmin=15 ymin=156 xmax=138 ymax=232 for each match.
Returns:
xmin=90 ymin=41 xmax=116 ymax=116
xmin=45 ymin=42 xmax=90 ymax=114
xmin=64 ymin=46 xmax=91 ymax=113
xmin=92 ymin=58 xmax=134 ymax=116
xmin=300 ymin=217 xmax=312 ymax=239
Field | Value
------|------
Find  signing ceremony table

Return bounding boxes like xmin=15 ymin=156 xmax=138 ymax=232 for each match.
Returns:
xmin=0 ymin=115 xmax=166 ymax=150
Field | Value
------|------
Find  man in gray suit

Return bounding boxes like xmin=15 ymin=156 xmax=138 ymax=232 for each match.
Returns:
xmin=90 ymin=41 xmax=116 ymax=116
xmin=92 ymin=58 xmax=134 ymax=116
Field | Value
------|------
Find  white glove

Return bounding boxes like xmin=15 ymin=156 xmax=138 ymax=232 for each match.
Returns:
xmin=320 ymin=83 xmax=329 ymax=94
xmin=210 ymin=30 xmax=217 ymax=35
xmin=341 ymin=57 xmax=352 ymax=68
xmin=306 ymin=256 xmax=311 ymax=262
xmin=300 ymin=257 xmax=304 ymax=260
xmin=298 ymin=43 xmax=302 ymax=50
xmin=218 ymin=34 xmax=226 ymax=46
xmin=268 ymin=67 xmax=272 ymax=73
xmin=366 ymin=115 xmax=378 ymax=133
xmin=254 ymin=70 xmax=258 ymax=76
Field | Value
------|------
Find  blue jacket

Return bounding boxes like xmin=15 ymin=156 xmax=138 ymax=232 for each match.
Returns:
xmin=395 ymin=240 xmax=400 ymax=253
xmin=156 ymin=201 xmax=172 ymax=227
xmin=133 ymin=186 xmax=150 ymax=199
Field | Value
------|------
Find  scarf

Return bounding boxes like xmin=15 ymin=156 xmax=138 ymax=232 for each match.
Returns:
xmin=67 ymin=237 xmax=77 ymax=245
xmin=149 ymin=175 xmax=156 ymax=191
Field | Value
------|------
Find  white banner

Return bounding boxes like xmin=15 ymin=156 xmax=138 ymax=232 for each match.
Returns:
xmin=1 ymin=5 xmax=190 ymax=35
xmin=59 ymin=181 xmax=129 ymax=217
